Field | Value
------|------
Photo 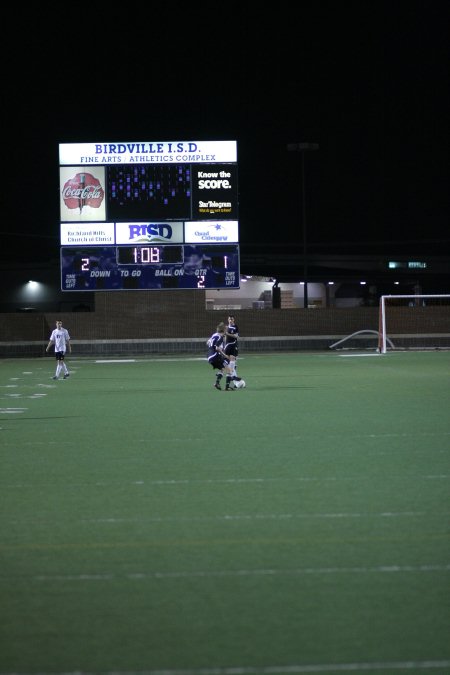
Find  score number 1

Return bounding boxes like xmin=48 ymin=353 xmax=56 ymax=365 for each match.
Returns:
xmin=196 ymin=254 xmax=229 ymax=289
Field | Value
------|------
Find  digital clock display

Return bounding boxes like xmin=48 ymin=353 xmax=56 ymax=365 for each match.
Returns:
xmin=61 ymin=244 xmax=240 ymax=291
xmin=117 ymin=246 xmax=184 ymax=265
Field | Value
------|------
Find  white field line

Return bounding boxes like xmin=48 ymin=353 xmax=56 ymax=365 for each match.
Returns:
xmin=95 ymin=359 xmax=137 ymax=363
xmin=2 ymin=432 xmax=449 ymax=443
xmin=80 ymin=510 xmax=450 ymax=523
xmin=2 ymin=510 xmax=449 ymax=525
xmin=94 ymin=357 xmax=206 ymax=363
xmin=2 ymin=661 xmax=450 ymax=674
xmin=33 ymin=564 xmax=450 ymax=582
xmin=338 ymin=353 xmax=381 ymax=357
xmin=1 ymin=476 xmax=449 ymax=489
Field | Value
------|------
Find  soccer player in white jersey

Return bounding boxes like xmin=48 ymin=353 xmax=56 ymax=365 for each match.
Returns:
xmin=46 ymin=320 xmax=71 ymax=380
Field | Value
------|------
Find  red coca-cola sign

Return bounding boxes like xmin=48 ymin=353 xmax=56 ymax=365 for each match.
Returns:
xmin=62 ymin=172 xmax=104 ymax=213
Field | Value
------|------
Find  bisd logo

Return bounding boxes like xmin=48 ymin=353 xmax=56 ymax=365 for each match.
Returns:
xmin=127 ymin=223 xmax=173 ymax=242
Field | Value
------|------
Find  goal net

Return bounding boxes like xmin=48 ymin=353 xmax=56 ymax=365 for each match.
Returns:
xmin=378 ymin=294 xmax=450 ymax=353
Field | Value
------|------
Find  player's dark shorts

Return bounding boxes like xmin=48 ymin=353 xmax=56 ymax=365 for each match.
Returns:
xmin=224 ymin=343 xmax=238 ymax=358
xmin=55 ymin=351 xmax=66 ymax=361
xmin=208 ymin=353 xmax=229 ymax=369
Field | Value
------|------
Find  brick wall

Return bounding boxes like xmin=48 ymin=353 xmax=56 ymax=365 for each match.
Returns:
xmin=1 ymin=290 xmax=449 ymax=357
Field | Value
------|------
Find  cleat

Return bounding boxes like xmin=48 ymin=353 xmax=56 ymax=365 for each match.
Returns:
xmin=214 ymin=383 xmax=222 ymax=390
xmin=63 ymin=373 xmax=70 ymax=379
xmin=52 ymin=376 xmax=58 ymax=380
xmin=225 ymin=386 xmax=234 ymax=391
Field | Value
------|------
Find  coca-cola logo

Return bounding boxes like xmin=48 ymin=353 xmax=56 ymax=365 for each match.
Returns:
xmin=62 ymin=172 xmax=104 ymax=213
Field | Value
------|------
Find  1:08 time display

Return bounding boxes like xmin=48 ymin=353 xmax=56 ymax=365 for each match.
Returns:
xmin=117 ymin=245 xmax=183 ymax=265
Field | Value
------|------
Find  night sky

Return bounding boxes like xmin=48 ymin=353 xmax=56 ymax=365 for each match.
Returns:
xmin=2 ymin=2 xmax=448 ymax=265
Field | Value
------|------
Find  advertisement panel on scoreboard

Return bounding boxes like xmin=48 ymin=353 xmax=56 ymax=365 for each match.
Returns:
xmin=59 ymin=140 xmax=237 ymax=165
xmin=59 ymin=140 xmax=239 ymax=291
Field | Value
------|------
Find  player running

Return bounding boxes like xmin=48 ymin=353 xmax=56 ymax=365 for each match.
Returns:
xmin=207 ymin=322 xmax=234 ymax=391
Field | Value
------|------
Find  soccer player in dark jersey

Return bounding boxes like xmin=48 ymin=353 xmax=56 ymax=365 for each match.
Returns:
xmin=207 ymin=322 xmax=234 ymax=390
xmin=224 ymin=315 xmax=242 ymax=386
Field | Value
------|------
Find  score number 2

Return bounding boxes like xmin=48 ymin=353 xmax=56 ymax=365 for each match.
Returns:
xmin=81 ymin=258 xmax=90 ymax=271
xmin=196 ymin=254 xmax=229 ymax=288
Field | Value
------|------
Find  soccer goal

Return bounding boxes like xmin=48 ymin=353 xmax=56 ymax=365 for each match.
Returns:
xmin=378 ymin=294 xmax=450 ymax=353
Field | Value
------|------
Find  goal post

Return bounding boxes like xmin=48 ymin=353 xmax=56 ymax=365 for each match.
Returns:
xmin=378 ymin=294 xmax=450 ymax=353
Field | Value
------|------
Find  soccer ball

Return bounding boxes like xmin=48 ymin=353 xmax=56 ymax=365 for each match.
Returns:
xmin=235 ymin=379 xmax=246 ymax=389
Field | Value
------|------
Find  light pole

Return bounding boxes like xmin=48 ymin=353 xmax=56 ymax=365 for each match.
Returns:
xmin=287 ymin=142 xmax=319 ymax=309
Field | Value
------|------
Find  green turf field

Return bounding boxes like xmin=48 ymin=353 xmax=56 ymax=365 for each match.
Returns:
xmin=1 ymin=351 xmax=449 ymax=674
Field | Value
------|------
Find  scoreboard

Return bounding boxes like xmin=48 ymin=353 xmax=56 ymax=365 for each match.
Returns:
xmin=61 ymin=244 xmax=240 ymax=291
xmin=59 ymin=141 xmax=239 ymax=291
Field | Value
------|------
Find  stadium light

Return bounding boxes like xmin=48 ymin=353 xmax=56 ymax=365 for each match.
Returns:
xmin=287 ymin=142 xmax=319 ymax=308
